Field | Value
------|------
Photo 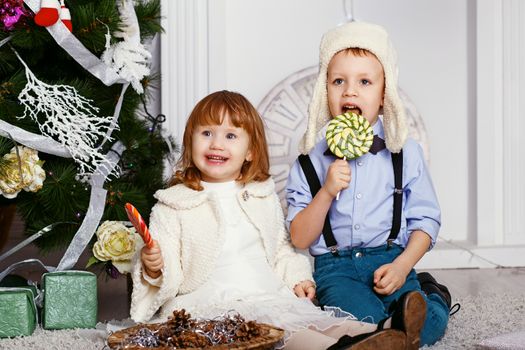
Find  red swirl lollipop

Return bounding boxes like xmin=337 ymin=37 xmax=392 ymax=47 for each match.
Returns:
xmin=125 ymin=203 xmax=153 ymax=248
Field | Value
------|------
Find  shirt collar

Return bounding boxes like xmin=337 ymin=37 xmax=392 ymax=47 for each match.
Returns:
xmin=372 ymin=117 xmax=385 ymax=139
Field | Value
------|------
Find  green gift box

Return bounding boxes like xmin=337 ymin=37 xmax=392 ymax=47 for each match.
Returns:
xmin=0 ymin=287 xmax=38 ymax=338
xmin=42 ymin=271 xmax=97 ymax=330
xmin=0 ymin=223 xmax=100 ymax=333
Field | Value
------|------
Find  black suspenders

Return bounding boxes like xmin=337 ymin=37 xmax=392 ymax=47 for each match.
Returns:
xmin=298 ymin=155 xmax=339 ymax=255
xmin=388 ymin=151 xmax=403 ymax=247
xmin=297 ymin=151 xmax=403 ymax=255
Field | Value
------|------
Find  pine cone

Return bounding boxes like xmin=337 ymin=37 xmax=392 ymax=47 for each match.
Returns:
xmin=127 ymin=310 xmax=265 ymax=348
xmin=173 ymin=330 xmax=211 ymax=348
xmin=234 ymin=321 xmax=261 ymax=342
xmin=156 ymin=325 xmax=172 ymax=343
xmin=167 ymin=309 xmax=194 ymax=331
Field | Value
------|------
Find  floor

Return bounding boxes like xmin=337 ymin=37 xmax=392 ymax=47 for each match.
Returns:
xmin=424 ymin=267 xmax=525 ymax=298
xmin=2 ymin=211 xmax=525 ymax=322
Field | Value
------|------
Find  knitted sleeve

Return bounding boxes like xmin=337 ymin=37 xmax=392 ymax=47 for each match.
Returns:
xmin=130 ymin=202 xmax=184 ymax=322
xmin=271 ymin=193 xmax=314 ymax=289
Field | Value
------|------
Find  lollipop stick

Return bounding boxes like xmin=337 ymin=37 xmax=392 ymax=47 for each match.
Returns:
xmin=326 ymin=113 xmax=372 ymax=202
xmin=336 ymin=156 xmax=346 ymax=201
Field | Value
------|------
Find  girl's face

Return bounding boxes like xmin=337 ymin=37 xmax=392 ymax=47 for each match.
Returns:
xmin=327 ymin=50 xmax=385 ymax=125
xmin=191 ymin=114 xmax=253 ymax=183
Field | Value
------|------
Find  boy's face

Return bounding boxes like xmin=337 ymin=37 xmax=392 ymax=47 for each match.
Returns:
xmin=327 ymin=50 xmax=385 ymax=125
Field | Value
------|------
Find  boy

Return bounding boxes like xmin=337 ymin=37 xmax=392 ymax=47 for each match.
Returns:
xmin=285 ymin=21 xmax=450 ymax=346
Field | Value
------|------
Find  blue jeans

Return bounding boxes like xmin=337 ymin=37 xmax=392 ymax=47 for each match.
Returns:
xmin=313 ymin=244 xmax=449 ymax=346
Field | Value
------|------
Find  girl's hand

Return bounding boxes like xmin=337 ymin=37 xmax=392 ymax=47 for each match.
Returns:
xmin=323 ymin=159 xmax=351 ymax=198
xmin=141 ymin=239 xmax=164 ymax=278
xmin=293 ymin=280 xmax=316 ymax=300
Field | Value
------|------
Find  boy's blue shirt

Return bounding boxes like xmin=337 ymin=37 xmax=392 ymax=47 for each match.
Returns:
xmin=285 ymin=118 xmax=441 ymax=256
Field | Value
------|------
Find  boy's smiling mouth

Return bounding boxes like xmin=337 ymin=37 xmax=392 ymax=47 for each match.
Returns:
xmin=342 ymin=104 xmax=362 ymax=116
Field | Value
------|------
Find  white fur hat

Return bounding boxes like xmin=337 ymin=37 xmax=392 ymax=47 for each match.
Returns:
xmin=299 ymin=21 xmax=407 ymax=154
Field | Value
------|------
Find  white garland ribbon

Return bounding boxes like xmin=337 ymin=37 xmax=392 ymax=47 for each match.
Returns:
xmin=0 ymin=120 xmax=70 ymax=157
xmin=57 ymin=142 xmax=126 ymax=271
xmin=0 ymin=35 xmax=12 ymax=48
xmin=0 ymin=223 xmax=75 ymax=264
xmin=98 ymin=82 xmax=130 ymax=148
xmin=23 ymin=0 xmax=127 ymax=86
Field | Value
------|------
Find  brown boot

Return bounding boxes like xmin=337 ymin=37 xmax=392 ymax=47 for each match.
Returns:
xmin=379 ymin=291 xmax=426 ymax=350
xmin=326 ymin=329 xmax=406 ymax=350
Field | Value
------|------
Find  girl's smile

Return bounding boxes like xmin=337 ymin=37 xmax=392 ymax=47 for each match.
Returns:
xmin=205 ymin=154 xmax=229 ymax=163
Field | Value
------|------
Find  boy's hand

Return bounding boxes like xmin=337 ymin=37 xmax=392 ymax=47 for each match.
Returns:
xmin=141 ymin=239 xmax=164 ymax=278
xmin=373 ymin=262 xmax=409 ymax=295
xmin=323 ymin=159 xmax=351 ymax=197
xmin=373 ymin=231 xmax=431 ymax=295
xmin=293 ymin=280 xmax=316 ymax=300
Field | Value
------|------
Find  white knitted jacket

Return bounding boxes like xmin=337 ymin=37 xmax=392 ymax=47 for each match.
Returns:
xmin=130 ymin=178 xmax=313 ymax=322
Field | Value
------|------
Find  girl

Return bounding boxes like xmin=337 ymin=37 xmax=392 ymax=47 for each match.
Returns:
xmin=130 ymin=90 xmax=424 ymax=350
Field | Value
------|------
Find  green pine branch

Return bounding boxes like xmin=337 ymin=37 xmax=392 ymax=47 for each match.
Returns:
xmin=0 ymin=0 xmax=171 ymax=253
xmin=135 ymin=0 xmax=163 ymax=39
xmin=73 ymin=0 xmax=122 ymax=53
xmin=0 ymin=137 xmax=14 ymax=171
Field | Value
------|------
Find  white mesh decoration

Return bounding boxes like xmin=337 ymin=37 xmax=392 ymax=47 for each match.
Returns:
xmin=101 ymin=0 xmax=151 ymax=94
xmin=101 ymin=40 xmax=151 ymax=94
xmin=15 ymin=50 xmax=118 ymax=176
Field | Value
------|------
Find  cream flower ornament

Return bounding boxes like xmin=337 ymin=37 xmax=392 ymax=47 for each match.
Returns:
xmin=93 ymin=220 xmax=141 ymax=274
xmin=0 ymin=146 xmax=45 ymax=199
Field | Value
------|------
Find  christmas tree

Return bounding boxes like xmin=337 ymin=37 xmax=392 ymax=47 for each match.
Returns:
xmin=0 ymin=0 xmax=173 ymax=262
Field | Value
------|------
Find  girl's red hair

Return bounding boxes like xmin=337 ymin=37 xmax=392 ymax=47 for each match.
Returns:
xmin=169 ymin=90 xmax=270 ymax=190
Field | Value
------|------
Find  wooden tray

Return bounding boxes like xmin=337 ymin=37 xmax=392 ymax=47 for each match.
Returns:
xmin=107 ymin=322 xmax=285 ymax=350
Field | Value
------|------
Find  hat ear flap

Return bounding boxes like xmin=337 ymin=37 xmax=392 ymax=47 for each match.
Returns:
xmin=382 ymin=89 xmax=407 ymax=153
xmin=300 ymin=69 xmax=330 ymax=154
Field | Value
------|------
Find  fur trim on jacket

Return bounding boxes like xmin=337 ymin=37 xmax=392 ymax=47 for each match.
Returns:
xmin=130 ymin=178 xmax=313 ymax=322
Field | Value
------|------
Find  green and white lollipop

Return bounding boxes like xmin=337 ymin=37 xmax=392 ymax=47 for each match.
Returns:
xmin=326 ymin=112 xmax=374 ymax=159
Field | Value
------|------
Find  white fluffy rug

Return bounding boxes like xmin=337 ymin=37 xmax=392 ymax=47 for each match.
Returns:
xmin=424 ymin=293 xmax=525 ymax=350
xmin=1 ymin=293 xmax=524 ymax=349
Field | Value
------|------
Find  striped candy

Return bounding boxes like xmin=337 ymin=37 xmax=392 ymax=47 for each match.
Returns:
xmin=326 ymin=112 xmax=374 ymax=159
xmin=125 ymin=203 xmax=153 ymax=248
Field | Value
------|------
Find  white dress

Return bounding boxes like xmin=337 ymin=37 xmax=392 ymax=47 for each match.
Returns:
xmin=169 ymin=181 xmax=355 ymax=346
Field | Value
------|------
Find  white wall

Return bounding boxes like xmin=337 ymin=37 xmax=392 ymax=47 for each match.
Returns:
xmin=207 ymin=0 xmax=471 ymax=243
xmin=161 ymin=0 xmax=525 ymax=268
